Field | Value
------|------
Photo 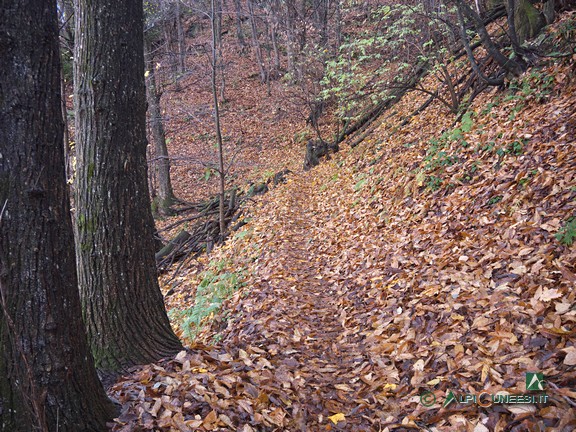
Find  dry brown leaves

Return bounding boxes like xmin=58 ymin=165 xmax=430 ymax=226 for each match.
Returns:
xmin=112 ymin=17 xmax=576 ymax=432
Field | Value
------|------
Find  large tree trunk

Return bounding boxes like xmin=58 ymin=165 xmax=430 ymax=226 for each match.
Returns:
xmin=145 ymin=39 xmax=177 ymax=215
xmin=74 ymin=0 xmax=182 ymax=378
xmin=0 ymin=1 xmax=116 ymax=430
xmin=512 ymin=0 xmax=546 ymax=42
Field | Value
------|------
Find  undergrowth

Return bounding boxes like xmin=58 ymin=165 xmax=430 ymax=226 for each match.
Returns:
xmin=556 ymin=217 xmax=576 ymax=246
xmin=420 ymin=67 xmax=553 ymax=194
xmin=169 ymin=259 xmax=245 ymax=341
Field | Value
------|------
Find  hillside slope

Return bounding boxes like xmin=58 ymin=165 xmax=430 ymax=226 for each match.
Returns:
xmin=111 ymin=18 xmax=576 ymax=432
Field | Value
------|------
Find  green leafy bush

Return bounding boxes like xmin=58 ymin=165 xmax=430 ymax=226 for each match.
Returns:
xmin=321 ymin=3 xmax=458 ymax=120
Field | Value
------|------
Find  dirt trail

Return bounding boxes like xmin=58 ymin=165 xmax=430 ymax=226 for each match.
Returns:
xmin=220 ymin=174 xmax=382 ymax=431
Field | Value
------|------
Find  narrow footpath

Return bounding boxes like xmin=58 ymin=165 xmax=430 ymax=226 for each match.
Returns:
xmin=218 ymin=174 xmax=387 ymax=431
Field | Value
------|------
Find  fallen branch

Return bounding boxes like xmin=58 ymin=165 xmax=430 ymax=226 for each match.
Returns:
xmin=156 ymin=170 xmax=291 ymax=273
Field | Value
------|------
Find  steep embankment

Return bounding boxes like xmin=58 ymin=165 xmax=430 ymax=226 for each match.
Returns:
xmin=111 ymin=25 xmax=576 ymax=432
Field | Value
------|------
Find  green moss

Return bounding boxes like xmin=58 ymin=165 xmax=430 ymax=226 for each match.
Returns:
xmin=90 ymin=343 xmax=122 ymax=373
xmin=77 ymin=214 xmax=97 ymax=235
xmin=515 ymin=0 xmax=546 ymax=42
xmin=87 ymin=163 xmax=95 ymax=181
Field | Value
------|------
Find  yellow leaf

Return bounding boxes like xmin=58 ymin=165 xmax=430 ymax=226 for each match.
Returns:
xmin=328 ymin=413 xmax=345 ymax=425
xmin=426 ymin=377 xmax=442 ymax=386
xmin=334 ymin=383 xmax=353 ymax=392
xmin=481 ymin=363 xmax=490 ymax=382
xmin=383 ymin=383 xmax=397 ymax=390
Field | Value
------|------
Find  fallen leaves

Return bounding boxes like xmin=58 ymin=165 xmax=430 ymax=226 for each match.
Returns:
xmin=327 ymin=412 xmax=346 ymax=425
xmin=112 ymin=15 xmax=576 ymax=432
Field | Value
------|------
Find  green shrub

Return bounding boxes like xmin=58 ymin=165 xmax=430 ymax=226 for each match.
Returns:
xmin=170 ymin=260 xmax=245 ymax=340
xmin=556 ymin=217 xmax=576 ymax=246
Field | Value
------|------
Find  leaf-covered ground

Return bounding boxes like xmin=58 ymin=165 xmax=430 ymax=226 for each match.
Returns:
xmin=111 ymin=18 xmax=576 ymax=432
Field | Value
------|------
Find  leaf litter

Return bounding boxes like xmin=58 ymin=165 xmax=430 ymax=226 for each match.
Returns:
xmin=111 ymin=23 xmax=576 ymax=432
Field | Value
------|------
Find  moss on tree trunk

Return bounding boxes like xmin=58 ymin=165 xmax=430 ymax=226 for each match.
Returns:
xmin=514 ymin=0 xmax=546 ymax=42
xmin=0 ymin=1 xmax=116 ymax=430
xmin=74 ymin=0 xmax=182 ymax=378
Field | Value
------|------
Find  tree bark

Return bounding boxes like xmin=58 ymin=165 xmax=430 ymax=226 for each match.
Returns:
xmin=454 ymin=0 xmax=524 ymax=76
xmin=175 ymin=0 xmax=186 ymax=73
xmin=233 ymin=0 xmax=247 ymax=47
xmin=266 ymin=0 xmax=282 ymax=74
xmin=248 ymin=0 xmax=267 ymax=83
xmin=74 ymin=0 xmax=182 ymax=378
xmin=284 ymin=0 xmax=297 ymax=78
xmin=61 ymin=66 xmax=73 ymax=188
xmin=211 ymin=0 xmax=227 ymax=236
xmin=0 ymin=1 xmax=116 ymax=430
xmin=145 ymin=39 xmax=177 ymax=215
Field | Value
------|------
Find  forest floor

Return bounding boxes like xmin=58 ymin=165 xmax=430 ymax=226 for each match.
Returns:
xmin=111 ymin=13 xmax=576 ymax=432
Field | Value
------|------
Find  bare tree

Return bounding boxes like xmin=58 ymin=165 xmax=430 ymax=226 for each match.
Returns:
xmin=145 ymin=37 xmax=178 ymax=215
xmin=210 ymin=0 xmax=227 ymax=236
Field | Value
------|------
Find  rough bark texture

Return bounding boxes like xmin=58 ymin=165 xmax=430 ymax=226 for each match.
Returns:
xmin=74 ymin=0 xmax=182 ymax=378
xmin=0 ymin=1 xmax=116 ymax=430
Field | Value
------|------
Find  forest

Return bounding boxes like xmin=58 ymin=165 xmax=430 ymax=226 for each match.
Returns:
xmin=1 ymin=0 xmax=575 ymax=430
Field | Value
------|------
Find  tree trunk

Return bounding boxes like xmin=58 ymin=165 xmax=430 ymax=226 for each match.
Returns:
xmin=248 ymin=0 xmax=267 ymax=83
xmin=334 ymin=0 xmax=342 ymax=53
xmin=0 ymin=1 xmax=116 ymax=430
xmin=233 ymin=0 xmax=247 ymax=47
xmin=215 ymin=0 xmax=223 ymax=48
xmin=457 ymin=5 xmax=505 ymax=85
xmin=211 ymin=0 xmax=227 ymax=236
xmin=268 ymin=0 xmax=281 ymax=74
xmin=512 ymin=0 xmax=546 ymax=43
xmin=175 ymin=0 xmax=186 ymax=73
xmin=313 ymin=0 xmax=329 ymax=47
xmin=284 ymin=0 xmax=297 ymax=79
xmin=543 ymin=0 xmax=555 ymax=25
xmin=161 ymin=0 xmax=181 ymax=90
xmin=145 ymin=39 xmax=177 ymax=215
xmin=455 ymin=0 xmax=524 ymax=76
xmin=74 ymin=0 xmax=182 ymax=378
